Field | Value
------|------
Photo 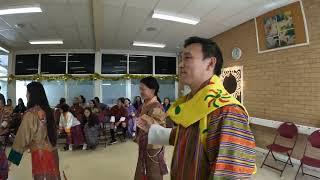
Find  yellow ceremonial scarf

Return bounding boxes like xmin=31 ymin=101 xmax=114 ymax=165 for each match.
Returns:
xmin=167 ymin=75 xmax=248 ymax=144
xmin=167 ymin=75 xmax=257 ymax=174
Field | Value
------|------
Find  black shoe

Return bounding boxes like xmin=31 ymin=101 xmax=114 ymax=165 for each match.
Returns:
xmin=108 ymin=139 xmax=118 ymax=145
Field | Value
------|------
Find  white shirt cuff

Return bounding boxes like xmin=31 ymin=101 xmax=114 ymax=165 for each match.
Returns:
xmin=148 ymin=124 xmax=172 ymax=145
xmin=119 ymin=117 xmax=126 ymax=122
xmin=110 ymin=116 xmax=115 ymax=123
xmin=1 ymin=121 xmax=8 ymax=128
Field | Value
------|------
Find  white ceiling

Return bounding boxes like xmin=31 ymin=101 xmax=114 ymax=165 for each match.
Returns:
xmin=0 ymin=0 xmax=297 ymax=53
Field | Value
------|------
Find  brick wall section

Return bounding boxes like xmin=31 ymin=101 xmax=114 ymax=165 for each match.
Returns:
xmin=211 ymin=0 xmax=320 ymax=159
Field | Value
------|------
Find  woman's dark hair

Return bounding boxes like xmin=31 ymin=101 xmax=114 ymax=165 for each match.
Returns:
xmin=140 ymin=76 xmax=161 ymax=103
xmin=133 ymin=96 xmax=143 ymax=110
xmin=0 ymin=98 xmax=4 ymax=106
xmin=79 ymin=95 xmax=86 ymax=103
xmin=125 ymin=98 xmax=131 ymax=104
xmin=60 ymin=104 xmax=70 ymax=113
xmin=94 ymin=97 xmax=100 ymax=103
xmin=59 ymin=98 xmax=66 ymax=105
xmin=117 ymin=97 xmax=125 ymax=104
xmin=18 ymin=98 xmax=26 ymax=108
xmin=18 ymin=98 xmax=23 ymax=104
xmin=84 ymin=107 xmax=98 ymax=128
xmin=27 ymin=82 xmax=57 ymax=147
xmin=164 ymin=97 xmax=171 ymax=104
xmin=90 ymin=99 xmax=98 ymax=107
xmin=184 ymin=36 xmax=223 ymax=76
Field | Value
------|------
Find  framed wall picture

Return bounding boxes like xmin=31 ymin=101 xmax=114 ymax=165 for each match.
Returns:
xmin=221 ymin=66 xmax=243 ymax=103
xmin=255 ymin=1 xmax=309 ymax=53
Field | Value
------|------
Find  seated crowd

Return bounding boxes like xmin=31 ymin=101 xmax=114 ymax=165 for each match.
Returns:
xmin=0 ymin=95 xmax=172 ymax=151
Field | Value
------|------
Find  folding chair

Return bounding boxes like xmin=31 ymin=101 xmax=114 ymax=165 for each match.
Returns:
xmin=98 ymin=124 xmax=108 ymax=148
xmin=295 ymin=130 xmax=320 ymax=179
xmin=260 ymin=122 xmax=298 ymax=176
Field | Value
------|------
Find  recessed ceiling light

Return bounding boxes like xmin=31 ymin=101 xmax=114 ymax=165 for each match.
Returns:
xmin=0 ymin=6 xmax=42 ymax=15
xmin=152 ymin=10 xmax=200 ymax=25
xmin=133 ymin=41 xmax=165 ymax=48
xmin=29 ymin=40 xmax=63 ymax=45
xmin=0 ymin=47 xmax=9 ymax=53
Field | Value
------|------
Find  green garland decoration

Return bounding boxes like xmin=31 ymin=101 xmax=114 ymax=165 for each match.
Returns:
xmin=8 ymin=73 xmax=179 ymax=83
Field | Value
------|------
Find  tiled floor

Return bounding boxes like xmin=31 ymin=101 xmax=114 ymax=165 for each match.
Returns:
xmin=7 ymin=141 xmax=319 ymax=180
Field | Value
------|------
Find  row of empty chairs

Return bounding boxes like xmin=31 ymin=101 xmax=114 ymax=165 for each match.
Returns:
xmin=260 ymin=122 xmax=320 ymax=179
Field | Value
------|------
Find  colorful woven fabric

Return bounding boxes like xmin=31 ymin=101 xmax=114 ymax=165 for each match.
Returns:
xmin=0 ymin=149 xmax=8 ymax=180
xmin=170 ymin=105 xmax=256 ymax=180
xmin=168 ymin=76 xmax=255 ymax=180
xmin=31 ymin=149 xmax=60 ymax=176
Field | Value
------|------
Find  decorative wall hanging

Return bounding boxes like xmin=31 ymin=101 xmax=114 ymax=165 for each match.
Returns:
xmin=220 ymin=66 xmax=243 ymax=103
xmin=255 ymin=1 xmax=309 ymax=53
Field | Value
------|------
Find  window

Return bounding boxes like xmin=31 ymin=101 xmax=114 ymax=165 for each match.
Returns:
xmin=102 ymin=80 xmax=126 ymax=105
xmin=16 ymin=80 xmax=31 ymax=105
xmin=42 ymin=81 xmax=65 ymax=106
xmin=131 ymin=79 xmax=176 ymax=103
xmin=41 ymin=54 xmax=66 ymax=74
xmin=0 ymin=55 xmax=8 ymax=76
xmin=68 ymin=53 xmax=95 ymax=74
xmin=15 ymin=54 xmax=39 ymax=75
xmin=102 ymin=54 xmax=127 ymax=74
xmin=0 ymin=78 xmax=7 ymax=102
xmin=67 ymin=80 xmax=94 ymax=104
xmin=155 ymin=56 xmax=176 ymax=74
xmin=130 ymin=79 xmax=140 ymax=101
xmin=158 ymin=80 xmax=176 ymax=102
xmin=129 ymin=55 xmax=153 ymax=74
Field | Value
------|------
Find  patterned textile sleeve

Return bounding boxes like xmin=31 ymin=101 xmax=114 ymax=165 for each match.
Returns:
xmin=148 ymin=107 xmax=166 ymax=126
xmin=169 ymin=126 xmax=177 ymax=146
xmin=8 ymin=112 xmax=38 ymax=166
xmin=206 ymin=105 xmax=256 ymax=179
xmin=1 ymin=107 xmax=13 ymax=128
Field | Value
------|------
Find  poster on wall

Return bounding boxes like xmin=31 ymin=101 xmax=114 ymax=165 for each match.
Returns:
xmin=220 ymin=66 xmax=243 ymax=103
xmin=255 ymin=1 xmax=309 ymax=53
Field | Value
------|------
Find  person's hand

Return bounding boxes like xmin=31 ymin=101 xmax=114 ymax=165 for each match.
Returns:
xmin=137 ymin=115 xmax=157 ymax=133
xmin=131 ymin=112 xmax=135 ymax=117
xmin=137 ymin=118 xmax=149 ymax=133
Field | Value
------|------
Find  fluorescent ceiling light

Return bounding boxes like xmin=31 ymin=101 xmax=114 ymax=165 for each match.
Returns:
xmin=29 ymin=40 xmax=63 ymax=45
xmin=102 ymin=83 xmax=111 ymax=86
xmin=0 ymin=6 xmax=42 ymax=15
xmin=152 ymin=10 xmax=200 ymax=25
xmin=133 ymin=41 xmax=165 ymax=48
xmin=0 ymin=47 xmax=9 ymax=53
